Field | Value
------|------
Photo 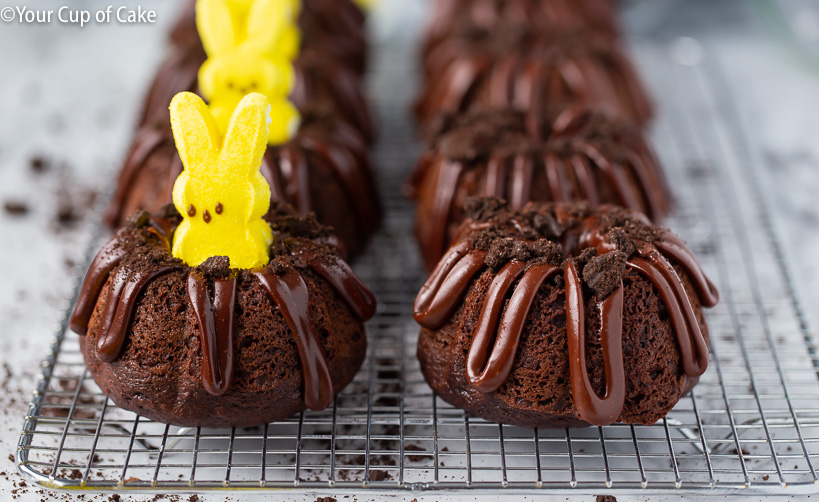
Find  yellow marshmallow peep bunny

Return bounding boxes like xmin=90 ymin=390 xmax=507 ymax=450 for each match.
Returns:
xmin=197 ymin=0 xmax=301 ymax=145
xmin=170 ymin=91 xmax=273 ymax=270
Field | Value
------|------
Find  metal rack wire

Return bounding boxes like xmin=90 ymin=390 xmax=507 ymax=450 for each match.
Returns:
xmin=15 ymin=36 xmax=819 ymax=496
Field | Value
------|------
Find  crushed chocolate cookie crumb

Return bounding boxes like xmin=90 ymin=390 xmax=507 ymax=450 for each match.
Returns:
xmin=157 ymin=203 xmax=182 ymax=222
xmin=583 ymin=250 xmax=628 ymax=297
xmin=608 ymin=227 xmax=635 ymax=256
xmin=127 ymin=209 xmax=151 ymax=229
xmin=531 ymin=212 xmax=563 ymax=238
xmin=197 ymin=256 xmax=231 ymax=278
xmin=464 ymin=196 xmax=506 ymax=222
xmin=267 ymin=201 xmax=332 ymax=240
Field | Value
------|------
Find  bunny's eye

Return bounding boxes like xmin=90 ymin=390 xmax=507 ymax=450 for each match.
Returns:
xmin=215 ymin=202 xmax=224 ymax=215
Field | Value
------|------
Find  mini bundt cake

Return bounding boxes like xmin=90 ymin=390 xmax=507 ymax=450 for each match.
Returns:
xmin=168 ymin=0 xmax=368 ymax=75
xmin=414 ymin=198 xmax=719 ymax=428
xmin=105 ymin=111 xmax=381 ymax=259
xmin=421 ymin=0 xmax=620 ymax=61
xmin=138 ymin=41 xmax=373 ymax=143
xmin=71 ymin=202 xmax=376 ymax=428
xmin=408 ymin=106 xmax=669 ymax=270
xmin=415 ymin=27 xmax=652 ymax=128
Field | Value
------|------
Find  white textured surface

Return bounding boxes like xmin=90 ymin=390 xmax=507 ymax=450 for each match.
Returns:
xmin=0 ymin=0 xmax=817 ymax=500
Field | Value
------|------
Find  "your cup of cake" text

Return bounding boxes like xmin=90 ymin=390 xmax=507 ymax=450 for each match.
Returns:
xmin=0 ymin=5 xmax=157 ymax=27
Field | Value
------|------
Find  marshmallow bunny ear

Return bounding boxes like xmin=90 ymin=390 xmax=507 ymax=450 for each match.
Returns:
xmin=170 ymin=92 xmax=222 ymax=172
xmin=244 ymin=0 xmax=293 ymax=55
xmin=196 ymin=0 xmax=238 ymax=56
xmin=221 ymin=93 xmax=270 ymax=172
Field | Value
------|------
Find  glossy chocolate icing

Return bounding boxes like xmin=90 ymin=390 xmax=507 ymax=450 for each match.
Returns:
xmin=409 ymin=107 xmax=670 ymax=269
xmin=416 ymin=28 xmax=652 ymax=128
xmin=413 ymin=202 xmax=718 ymax=426
xmin=71 ymin=210 xmax=377 ymax=409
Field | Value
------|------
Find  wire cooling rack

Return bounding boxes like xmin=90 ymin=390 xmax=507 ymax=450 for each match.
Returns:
xmin=15 ymin=35 xmax=819 ymax=496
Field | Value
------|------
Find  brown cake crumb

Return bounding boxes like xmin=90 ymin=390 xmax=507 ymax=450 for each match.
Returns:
xmin=3 ymin=200 xmax=29 ymax=216
xmin=30 ymin=156 xmax=49 ymax=173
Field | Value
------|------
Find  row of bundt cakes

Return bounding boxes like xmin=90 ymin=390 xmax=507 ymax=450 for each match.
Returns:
xmin=70 ymin=0 xmax=380 ymax=427
xmin=409 ymin=0 xmax=720 ymax=427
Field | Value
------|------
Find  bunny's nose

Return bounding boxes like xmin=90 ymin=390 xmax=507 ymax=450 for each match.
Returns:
xmin=203 ymin=210 xmax=212 ymax=223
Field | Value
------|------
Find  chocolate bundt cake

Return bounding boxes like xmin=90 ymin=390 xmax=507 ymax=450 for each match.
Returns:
xmin=409 ymin=107 xmax=669 ymax=270
xmin=105 ymin=112 xmax=380 ymax=259
xmin=138 ymin=43 xmax=374 ymax=143
xmin=414 ymin=199 xmax=719 ymax=428
xmin=168 ymin=0 xmax=368 ymax=75
xmin=415 ymin=27 xmax=652 ymax=128
xmin=70 ymin=203 xmax=376 ymax=428
xmin=422 ymin=0 xmax=620 ymax=61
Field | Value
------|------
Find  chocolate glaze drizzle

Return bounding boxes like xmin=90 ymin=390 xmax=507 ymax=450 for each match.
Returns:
xmin=71 ymin=212 xmax=376 ymax=410
xmin=413 ymin=205 xmax=718 ymax=426
xmin=416 ymin=30 xmax=652 ymax=127
xmin=411 ymin=107 xmax=669 ymax=269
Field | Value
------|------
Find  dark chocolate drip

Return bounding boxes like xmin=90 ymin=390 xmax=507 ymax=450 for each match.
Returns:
xmin=570 ymin=153 xmax=600 ymax=206
xmin=654 ymin=233 xmax=719 ymax=307
xmin=416 ymin=56 xmax=490 ymax=124
xmin=104 ymin=129 xmax=168 ymax=227
xmin=509 ymin=154 xmax=534 ymax=210
xmin=629 ymin=244 xmax=709 ymax=377
xmin=488 ymin=55 xmax=520 ymax=107
xmin=95 ymin=265 xmax=181 ymax=362
xmin=414 ymin=241 xmax=475 ymax=328
xmin=564 ymin=262 xmax=626 ymax=426
xmin=484 ymin=155 xmax=508 ymax=198
xmin=301 ymin=131 xmax=380 ymax=233
xmin=413 ymin=211 xmax=718 ymax=425
xmin=304 ymin=254 xmax=377 ymax=321
xmin=422 ymin=160 xmax=465 ymax=269
xmin=272 ymin=142 xmax=312 ymax=214
xmin=624 ymin=149 xmax=665 ymax=223
xmin=70 ymin=240 xmax=127 ymax=335
xmin=543 ymin=151 xmax=571 ymax=202
xmin=414 ymin=249 xmax=487 ymax=330
xmin=467 ymin=261 xmax=559 ymax=392
xmin=255 ymin=269 xmax=335 ymax=411
xmin=578 ymin=142 xmax=641 ymax=213
xmin=187 ymin=273 xmax=238 ymax=396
